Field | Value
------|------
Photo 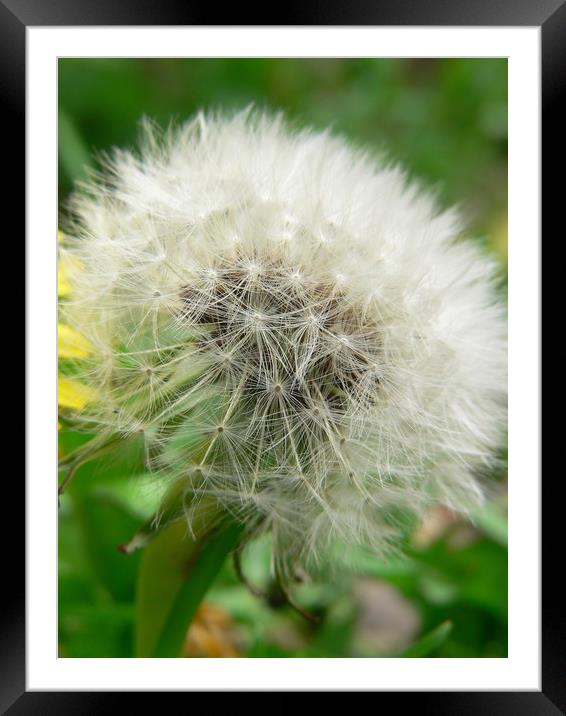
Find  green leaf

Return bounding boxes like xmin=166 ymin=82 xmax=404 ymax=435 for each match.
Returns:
xmin=71 ymin=489 xmax=143 ymax=603
xmin=58 ymin=427 xmax=96 ymax=457
xmin=401 ymin=621 xmax=453 ymax=658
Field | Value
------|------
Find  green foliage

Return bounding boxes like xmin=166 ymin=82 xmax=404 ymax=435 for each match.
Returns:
xmin=59 ymin=58 xmax=507 ymax=658
xmin=71 ymin=490 xmax=142 ymax=602
xmin=58 ymin=108 xmax=93 ymax=184
xmin=58 ymin=436 xmax=508 ymax=658
xmin=401 ymin=621 xmax=453 ymax=658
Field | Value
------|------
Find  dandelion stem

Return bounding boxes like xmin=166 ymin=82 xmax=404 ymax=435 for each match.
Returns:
xmin=150 ymin=521 xmax=244 ymax=658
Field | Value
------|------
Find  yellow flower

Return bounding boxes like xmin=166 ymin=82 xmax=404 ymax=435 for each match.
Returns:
xmin=58 ymin=377 xmax=97 ymax=410
xmin=58 ymin=230 xmax=84 ymax=296
xmin=58 ymin=323 xmax=93 ymax=359
xmin=58 ymin=230 xmax=97 ymax=415
xmin=58 ymin=255 xmax=83 ymax=297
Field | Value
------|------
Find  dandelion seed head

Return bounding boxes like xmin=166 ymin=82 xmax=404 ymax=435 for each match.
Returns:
xmin=61 ymin=110 xmax=507 ymax=575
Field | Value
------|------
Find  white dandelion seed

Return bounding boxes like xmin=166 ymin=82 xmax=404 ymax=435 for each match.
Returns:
xmin=60 ymin=110 xmax=507 ymax=576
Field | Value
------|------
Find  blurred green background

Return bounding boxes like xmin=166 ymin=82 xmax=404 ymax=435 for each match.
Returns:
xmin=58 ymin=58 xmax=508 ymax=658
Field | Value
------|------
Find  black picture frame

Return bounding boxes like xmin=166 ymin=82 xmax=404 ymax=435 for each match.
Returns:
xmin=10 ymin=0 xmax=556 ymax=710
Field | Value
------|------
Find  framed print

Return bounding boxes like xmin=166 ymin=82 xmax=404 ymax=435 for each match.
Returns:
xmin=10 ymin=0 xmax=558 ymax=709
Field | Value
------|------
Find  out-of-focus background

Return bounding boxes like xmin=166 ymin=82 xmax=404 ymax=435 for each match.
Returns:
xmin=58 ymin=58 xmax=508 ymax=658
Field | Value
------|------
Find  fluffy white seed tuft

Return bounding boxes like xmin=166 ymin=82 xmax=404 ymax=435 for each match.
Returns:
xmin=60 ymin=110 xmax=507 ymax=575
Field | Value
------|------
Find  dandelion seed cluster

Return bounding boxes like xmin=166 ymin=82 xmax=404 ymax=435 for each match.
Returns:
xmin=60 ymin=111 xmax=507 ymax=573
